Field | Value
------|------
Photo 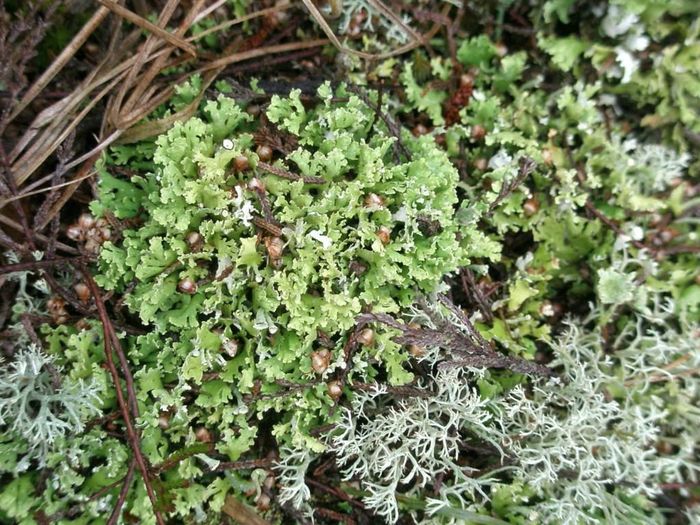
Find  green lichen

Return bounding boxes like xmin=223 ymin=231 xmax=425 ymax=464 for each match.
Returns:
xmin=96 ymin=82 xmax=469 ymax=452
xmin=3 ymin=82 xmax=490 ymax=522
xmin=2 ymin=0 xmax=699 ymax=522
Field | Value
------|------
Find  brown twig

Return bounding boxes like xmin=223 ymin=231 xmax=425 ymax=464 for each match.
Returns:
xmin=95 ymin=0 xmax=197 ymax=56
xmin=257 ymin=161 xmax=326 ymax=184
xmin=460 ymin=268 xmax=494 ymax=323
xmin=0 ymin=256 xmax=86 ymax=275
xmin=210 ymin=458 xmax=274 ymax=473
xmin=303 ymin=478 xmax=362 ymax=511
xmin=45 ymin=460 xmax=132 ymax=523
xmin=76 ymin=264 xmax=165 ymax=525
xmin=659 ymin=482 xmax=700 ymax=490
xmin=346 ymin=85 xmax=410 ymax=162
xmin=584 ymin=201 xmax=648 ymax=250
xmin=351 ymin=381 xmax=431 ymax=398
xmin=487 ymin=156 xmax=536 ymax=215
xmin=337 ymin=323 xmax=368 ymax=388
xmin=189 ymin=3 xmax=294 ymax=43
xmin=152 ymin=443 xmax=215 ymax=475
xmin=314 ymin=507 xmax=357 ymax=525
xmin=107 ymin=459 xmax=137 ymax=525
xmin=2 ymin=7 xmax=111 ymax=129
xmin=251 ymin=216 xmax=283 ymax=237
xmin=36 ymin=153 xmax=102 ymax=231
xmin=224 ymin=48 xmax=322 ymax=77
xmin=197 ymin=39 xmax=331 ymax=74
xmin=0 ymin=214 xmax=79 ymax=254
xmin=358 ymin=296 xmax=552 ymax=377
xmin=585 ymin=202 xmax=699 ymax=255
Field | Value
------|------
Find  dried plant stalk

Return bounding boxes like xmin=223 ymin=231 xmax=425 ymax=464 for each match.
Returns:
xmin=3 ymin=6 xmax=111 ymax=129
xmin=95 ymin=0 xmax=197 ymax=56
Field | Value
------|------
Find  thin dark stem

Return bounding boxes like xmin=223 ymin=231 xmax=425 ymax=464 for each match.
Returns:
xmin=106 ymin=459 xmax=136 ymax=525
xmin=460 ymin=268 xmax=493 ymax=323
xmin=346 ymin=85 xmax=411 ymax=162
xmin=209 ymin=458 xmax=274 ymax=473
xmin=0 ymin=256 xmax=86 ymax=275
xmin=257 ymin=161 xmax=326 ymax=184
xmin=487 ymin=156 xmax=535 ymax=216
xmin=76 ymin=264 xmax=165 ymax=525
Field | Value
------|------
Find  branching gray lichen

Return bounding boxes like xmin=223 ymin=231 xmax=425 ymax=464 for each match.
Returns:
xmin=0 ymin=345 xmax=101 ymax=468
xmin=326 ymin=294 xmax=699 ymax=524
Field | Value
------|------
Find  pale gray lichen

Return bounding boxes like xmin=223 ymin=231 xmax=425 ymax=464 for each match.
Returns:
xmin=326 ymin=292 xmax=699 ymax=524
xmin=331 ymin=369 xmax=503 ymax=524
xmin=0 ymin=345 xmax=101 ymax=467
xmin=275 ymin=446 xmax=314 ymax=516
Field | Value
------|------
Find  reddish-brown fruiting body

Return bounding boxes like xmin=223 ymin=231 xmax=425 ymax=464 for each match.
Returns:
xmin=256 ymin=145 xmax=273 ymax=162
xmin=311 ymin=349 xmax=332 ymax=374
xmin=357 ymin=328 xmax=375 ymax=346
xmin=178 ymin=277 xmax=197 ymax=294
xmin=376 ymin=226 xmax=391 ymax=245
xmin=327 ymin=380 xmax=343 ymax=401
xmin=523 ymin=197 xmax=540 ymax=216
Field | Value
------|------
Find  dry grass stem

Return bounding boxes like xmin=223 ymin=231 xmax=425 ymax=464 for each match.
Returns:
xmin=95 ymin=0 xmax=197 ymax=56
xmin=3 ymin=6 xmax=111 ymax=129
